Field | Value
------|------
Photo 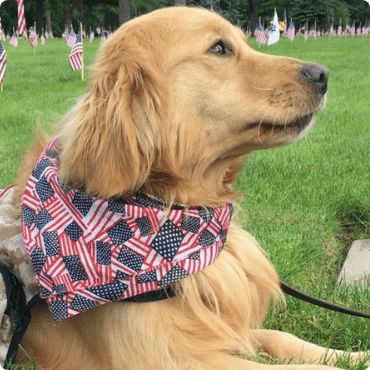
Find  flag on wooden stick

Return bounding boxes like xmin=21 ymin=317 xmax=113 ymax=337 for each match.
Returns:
xmin=66 ymin=27 xmax=76 ymax=48
xmin=255 ymin=17 xmax=267 ymax=46
xmin=287 ymin=19 xmax=295 ymax=41
xmin=69 ymin=31 xmax=83 ymax=72
xmin=0 ymin=41 xmax=7 ymax=92
xmin=16 ymin=0 xmax=27 ymax=36
xmin=28 ymin=25 xmax=38 ymax=48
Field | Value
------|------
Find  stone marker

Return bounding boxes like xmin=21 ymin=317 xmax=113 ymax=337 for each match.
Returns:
xmin=338 ymin=239 xmax=370 ymax=286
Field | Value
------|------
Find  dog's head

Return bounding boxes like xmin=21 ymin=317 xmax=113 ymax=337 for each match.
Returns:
xmin=59 ymin=7 xmax=328 ymax=203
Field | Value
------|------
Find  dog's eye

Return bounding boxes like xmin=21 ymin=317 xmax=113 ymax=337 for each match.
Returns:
xmin=208 ymin=40 xmax=232 ymax=56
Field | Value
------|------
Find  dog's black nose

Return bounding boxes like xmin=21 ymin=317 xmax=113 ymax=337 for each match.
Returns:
xmin=300 ymin=63 xmax=328 ymax=95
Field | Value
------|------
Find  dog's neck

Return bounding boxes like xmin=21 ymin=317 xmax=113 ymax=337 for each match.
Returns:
xmin=141 ymin=158 xmax=243 ymax=207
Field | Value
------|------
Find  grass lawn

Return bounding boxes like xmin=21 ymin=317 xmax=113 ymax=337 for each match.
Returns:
xmin=1 ymin=36 xmax=369 ymax=369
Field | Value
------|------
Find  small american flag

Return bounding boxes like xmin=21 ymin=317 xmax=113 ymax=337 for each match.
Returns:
xmin=16 ymin=0 xmax=26 ymax=36
xmin=68 ymin=32 xmax=83 ymax=71
xmin=287 ymin=20 xmax=295 ymax=41
xmin=0 ymin=41 xmax=7 ymax=86
xmin=28 ymin=26 xmax=38 ymax=48
xmin=9 ymin=31 xmax=18 ymax=47
xmin=255 ymin=22 xmax=267 ymax=45
xmin=66 ymin=28 xmax=76 ymax=48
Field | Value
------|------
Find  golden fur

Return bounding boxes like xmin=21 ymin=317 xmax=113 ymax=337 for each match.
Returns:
xmin=15 ymin=7 xmax=368 ymax=370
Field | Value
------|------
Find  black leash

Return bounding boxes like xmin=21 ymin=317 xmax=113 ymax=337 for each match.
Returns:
xmin=281 ymin=281 xmax=370 ymax=319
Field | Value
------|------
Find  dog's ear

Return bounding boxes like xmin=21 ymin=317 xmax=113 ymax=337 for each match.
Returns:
xmin=59 ymin=32 xmax=164 ymax=198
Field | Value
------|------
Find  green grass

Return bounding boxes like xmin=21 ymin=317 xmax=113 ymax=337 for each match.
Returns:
xmin=240 ymin=37 xmax=370 ymax=362
xmin=1 ymin=36 xmax=369 ymax=369
xmin=0 ymin=38 xmax=99 ymax=185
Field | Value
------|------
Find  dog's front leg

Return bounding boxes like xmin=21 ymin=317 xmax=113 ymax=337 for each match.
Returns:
xmin=251 ymin=329 xmax=369 ymax=367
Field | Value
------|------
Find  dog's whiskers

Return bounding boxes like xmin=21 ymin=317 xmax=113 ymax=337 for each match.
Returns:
xmin=257 ymin=110 xmax=270 ymax=144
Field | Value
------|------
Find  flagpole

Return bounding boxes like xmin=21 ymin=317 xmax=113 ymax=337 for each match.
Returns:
xmin=80 ymin=22 xmax=84 ymax=81
xmin=0 ymin=81 xmax=3 ymax=93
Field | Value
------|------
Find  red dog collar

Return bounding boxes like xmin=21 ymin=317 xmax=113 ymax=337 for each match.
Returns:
xmin=21 ymin=140 xmax=233 ymax=321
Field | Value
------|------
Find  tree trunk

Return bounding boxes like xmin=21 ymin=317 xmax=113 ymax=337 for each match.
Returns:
xmin=64 ymin=1 xmax=73 ymax=31
xmin=44 ymin=0 xmax=53 ymax=35
xmin=174 ymin=0 xmax=187 ymax=4
xmin=248 ymin=0 xmax=259 ymax=35
xmin=36 ymin=0 xmax=44 ymax=33
xmin=119 ymin=0 xmax=130 ymax=25
xmin=45 ymin=9 xmax=52 ymax=35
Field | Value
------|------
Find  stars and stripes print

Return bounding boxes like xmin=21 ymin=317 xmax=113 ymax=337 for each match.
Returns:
xmin=66 ymin=28 xmax=76 ymax=48
xmin=16 ymin=0 xmax=26 ymax=36
xmin=68 ymin=32 xmax=83 ymax=71
xmin=28 ymin=27 xmax=38 ymax=48
xmin=21 ymin=140 xmax=233 ymax=321
xmin=0 ymin=41 xmax=7 ymax=85
xmin=255 ymin=23 xmax=267 ymax=45
xmin=287 ymin=20 xmax=295 ymax=41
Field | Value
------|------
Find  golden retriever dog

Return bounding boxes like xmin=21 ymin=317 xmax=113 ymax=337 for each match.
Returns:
xmin=14 ymin=6 xmax=368 ymax=370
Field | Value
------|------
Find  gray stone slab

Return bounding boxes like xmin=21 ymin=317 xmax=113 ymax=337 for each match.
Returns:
xmin=338 ymin=239 xmax=370 ymax=286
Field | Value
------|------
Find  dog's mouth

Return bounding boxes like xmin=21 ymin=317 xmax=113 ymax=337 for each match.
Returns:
xmin=248 ymin=113 xmax=314 ymax=134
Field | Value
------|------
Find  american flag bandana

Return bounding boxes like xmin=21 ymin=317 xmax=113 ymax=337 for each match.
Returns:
xmin=21 ymin=140 xmax=233 ymax=321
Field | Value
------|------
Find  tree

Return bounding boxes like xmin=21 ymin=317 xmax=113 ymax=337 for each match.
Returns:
xmin=64 ymin=0 xmax=83 ymax=30
xmin=44 ymin=0 xmax=53 ymax=35
xmin=248 ymin=0 xmax=263 ymax=34
xmin=119 ymin=0 xmax=130 ymax=24
xmin=0 ymin=0 xmax=368 ymax=36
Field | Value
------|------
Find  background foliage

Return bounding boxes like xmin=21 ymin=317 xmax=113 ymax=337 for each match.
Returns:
xmin=0 ymin=0 xmax=369 ymax=36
